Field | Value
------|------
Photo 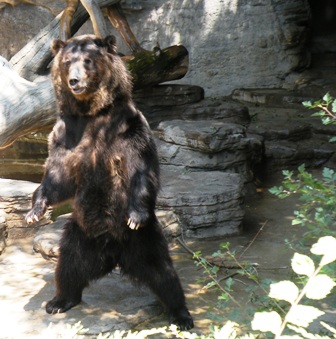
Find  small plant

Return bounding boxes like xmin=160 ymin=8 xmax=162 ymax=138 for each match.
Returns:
xmin=251 ymin=236 xmax=336 ymax=338
xmin=269 ymin=165 xmax=336 ymax=241
xmin=270 ymin=92 xmax=336 ymax=243
xmin=303 ymin=92 xmax=336 ymax=142
xmin=193 ymin=243 xmax=242 ymax=310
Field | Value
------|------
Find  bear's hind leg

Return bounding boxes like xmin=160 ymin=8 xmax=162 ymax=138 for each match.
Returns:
xmin=122 ymin=226 xmax=194 ymax=331
xmin=46 ymin=219 xmax=117 ymax=314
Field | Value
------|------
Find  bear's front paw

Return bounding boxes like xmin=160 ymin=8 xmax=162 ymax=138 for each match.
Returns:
xmin=46 ymin=297 xmax=81 ymax=314
xmin=127 ymin=217 xmax=142 ymax=230
xmin=127 ymin=211 xmax=148 ymax=231
xmin=25 ymin=201 xmax=47 ymax=224
xmin=25 ymin=209 xmax=42 ymax=224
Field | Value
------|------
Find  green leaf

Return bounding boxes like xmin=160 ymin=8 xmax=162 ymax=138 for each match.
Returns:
xmin=251 ymin=311 xmax=282 ymax=334
xmin=287 ymin=305 xmax=324 ymax=327
xmin=292 ymin=218 xmax=303 ymax=226
xmin=302 ymin=100 xmax=312 ymax=108
xmin=298 ymin=164 xmax=306 ymax=174
xmin=332 ymin=99 xmax=336 ymax=113
xmin=269 ymin=186 xmax=281 ymax=195
xmin=212 ymin=321 xmax=239 ymax=339
xmin=269 ymin=281 xmax=299 ymax=304
xmin=311 ymin=236 xmax=336 ymax=265
xmin=322 ymin=167 xmax=335 ymax=179
xmin=291 ymin=253 xmax=315 ymax=277
xmin=311 ymin=110 xmax=326 ymax=117
xmin=286 ymin=324 xmax=330 ymax=339
xmin=329 ymin=136 xmax=336 ymax=142
xmin=323 ymin=92 xmax=332 ymax=103
xmin=305 ymin=274 xmax=336 ymax=300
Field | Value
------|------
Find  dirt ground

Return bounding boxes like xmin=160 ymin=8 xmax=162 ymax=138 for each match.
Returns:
xmin=165 ymin=170 xmax=336 ymax=335
xmin=1 ymin=170 xmax=335 ymax=338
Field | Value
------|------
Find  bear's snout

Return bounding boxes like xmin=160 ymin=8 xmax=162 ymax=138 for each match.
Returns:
xmin=67 ymin=66 xmax=88 ymax=95
xmin=69 ymin=78 xmax=79 ymax=87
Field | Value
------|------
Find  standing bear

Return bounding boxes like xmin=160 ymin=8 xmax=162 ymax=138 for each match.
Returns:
xmin=26 ymin=34 xmax=193 ymax=331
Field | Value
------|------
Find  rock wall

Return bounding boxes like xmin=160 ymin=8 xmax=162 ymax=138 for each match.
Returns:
xmin=121 ymin=0 xmax=311 ymax=96
xmin=0 ymin=0 xmax=311 ymax=97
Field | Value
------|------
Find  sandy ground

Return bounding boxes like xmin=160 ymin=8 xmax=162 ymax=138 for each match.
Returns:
xmin=1 ymin=172 xmax=336 ymax=338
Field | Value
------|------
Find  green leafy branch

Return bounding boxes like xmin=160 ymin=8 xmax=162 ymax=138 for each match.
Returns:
xmin=251 ymin=236 xmax=336 ymax=338
xmin=193 ymin=244 xmax=241 ymax=308
xmin=269 ymin=165 xmax=336 ymax=240
xmin=303 ymin=92 xmax=336 ymax=142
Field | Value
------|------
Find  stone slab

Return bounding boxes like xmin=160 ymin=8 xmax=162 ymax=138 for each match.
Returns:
xmin=158 ymin=169 xmax=244 ymax=238
xmin=134 ymin=84 xmax=204 ymax=107
xmin=0 ymin=179 xmax=51 ymax=248
xmin=143 ymin=97 xmax=251 ymax=128
xmin=155 ymin=120 xmax=246 ymax=153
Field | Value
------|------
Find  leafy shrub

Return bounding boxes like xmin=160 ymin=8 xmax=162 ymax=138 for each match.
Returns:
xmin=269 ymin=165 xmax=336 ymax=241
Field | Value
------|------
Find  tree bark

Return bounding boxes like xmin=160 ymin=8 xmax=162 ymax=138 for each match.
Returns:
xmin=0 ymin=57 xmax=55 ymax=148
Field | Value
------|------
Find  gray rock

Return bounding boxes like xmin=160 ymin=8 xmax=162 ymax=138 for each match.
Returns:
xmin=158 ymin=168 xmax=244 ymax=238
xmin=155 ymin=120 xmax=263 ymax=185
xmin=0 ymin=178 xmax=39 ymax=197
xmin=248 ymin=118 xmax=312 ymax=141
xmin=33 ymin=214 xmax=69 ymax=258
xmin=143 ymin=97 xmax=251 ymax=129
xmin=264 ymin=138 xmax=336 ymax=169
xmin=0 ymin=134 xmax=47 ymax=182
xmin=123 ymin=0 xmax=310 ymax=96
xmin=134 ymin=84 xmax=204 ymax=107
xmin=156 ymin=120 xmax=246 ymax=153
xmin=0 ymin=179 xmax=51 ymax=242
xmin=0 ymin=210 xmax=7 ymax=254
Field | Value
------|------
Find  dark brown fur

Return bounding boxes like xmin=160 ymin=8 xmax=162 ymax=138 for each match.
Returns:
xmin=25 ymin=35 xmax=193 ymax=330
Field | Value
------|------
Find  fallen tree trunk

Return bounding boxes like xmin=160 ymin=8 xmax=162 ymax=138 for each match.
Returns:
xmin=0 ymin=57 xmax=55 ymax=148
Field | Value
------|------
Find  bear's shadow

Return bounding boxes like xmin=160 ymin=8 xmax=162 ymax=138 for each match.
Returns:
xmin=24 ymin=269 xmax=163 ymax=334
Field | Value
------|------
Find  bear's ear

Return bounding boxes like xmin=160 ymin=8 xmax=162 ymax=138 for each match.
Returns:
xmin=103 ymin=35 xmax=118 ymax=54
xmin=51 ymin=39 xmax=66 ymax=56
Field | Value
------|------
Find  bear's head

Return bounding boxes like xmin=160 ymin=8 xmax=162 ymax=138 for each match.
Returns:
xmin=51 ymin=35 xmax=132 ymax=111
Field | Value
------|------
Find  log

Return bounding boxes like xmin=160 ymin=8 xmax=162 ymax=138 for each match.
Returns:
xmin=106 ymin=3 xmax=143 ymax=53
xmin=0 ymin=57 xmax=55 ymax=148
xmin=128 ymin=46 xmax=189 ymax=90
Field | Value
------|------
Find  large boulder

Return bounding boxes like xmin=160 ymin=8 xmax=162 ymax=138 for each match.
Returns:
xmin=155 ymin=120 xmax=262 ymax=186
xmin=158 ymin=168 xmax=244 ymax=239
xmin=0 ymin=179 xmax=50 ymax=245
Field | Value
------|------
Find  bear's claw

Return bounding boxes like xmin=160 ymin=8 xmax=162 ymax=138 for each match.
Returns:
xmin=127 ymin=218 xmax=141 ymax=230
xmin=169 ymin=308 xmax=194 ymax=331
xmin=46 ymin=297 xmax=81 ymax=314
xmin=25 ymin=211 xmax=41 ymax=224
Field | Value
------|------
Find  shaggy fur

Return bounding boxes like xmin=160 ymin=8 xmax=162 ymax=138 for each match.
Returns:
xmin=26 ymin=35 xmax=193 ymax=331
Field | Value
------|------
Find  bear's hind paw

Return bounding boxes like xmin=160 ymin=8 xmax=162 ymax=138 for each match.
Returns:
xmin=46 ymin=297 xmax=81 ymax=314
xmin=169 ymin=308 xmax=194 ymax=331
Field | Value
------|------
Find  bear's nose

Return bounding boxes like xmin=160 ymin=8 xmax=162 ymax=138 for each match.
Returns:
xmin=69 ymin=78 xmax=79 ymax=87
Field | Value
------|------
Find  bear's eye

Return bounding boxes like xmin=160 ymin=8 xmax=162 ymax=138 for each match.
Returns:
xmin=63 ymin=59 xmax=71 ymax=68
xmin=84 ymin=58 xmax=92 ymax=65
